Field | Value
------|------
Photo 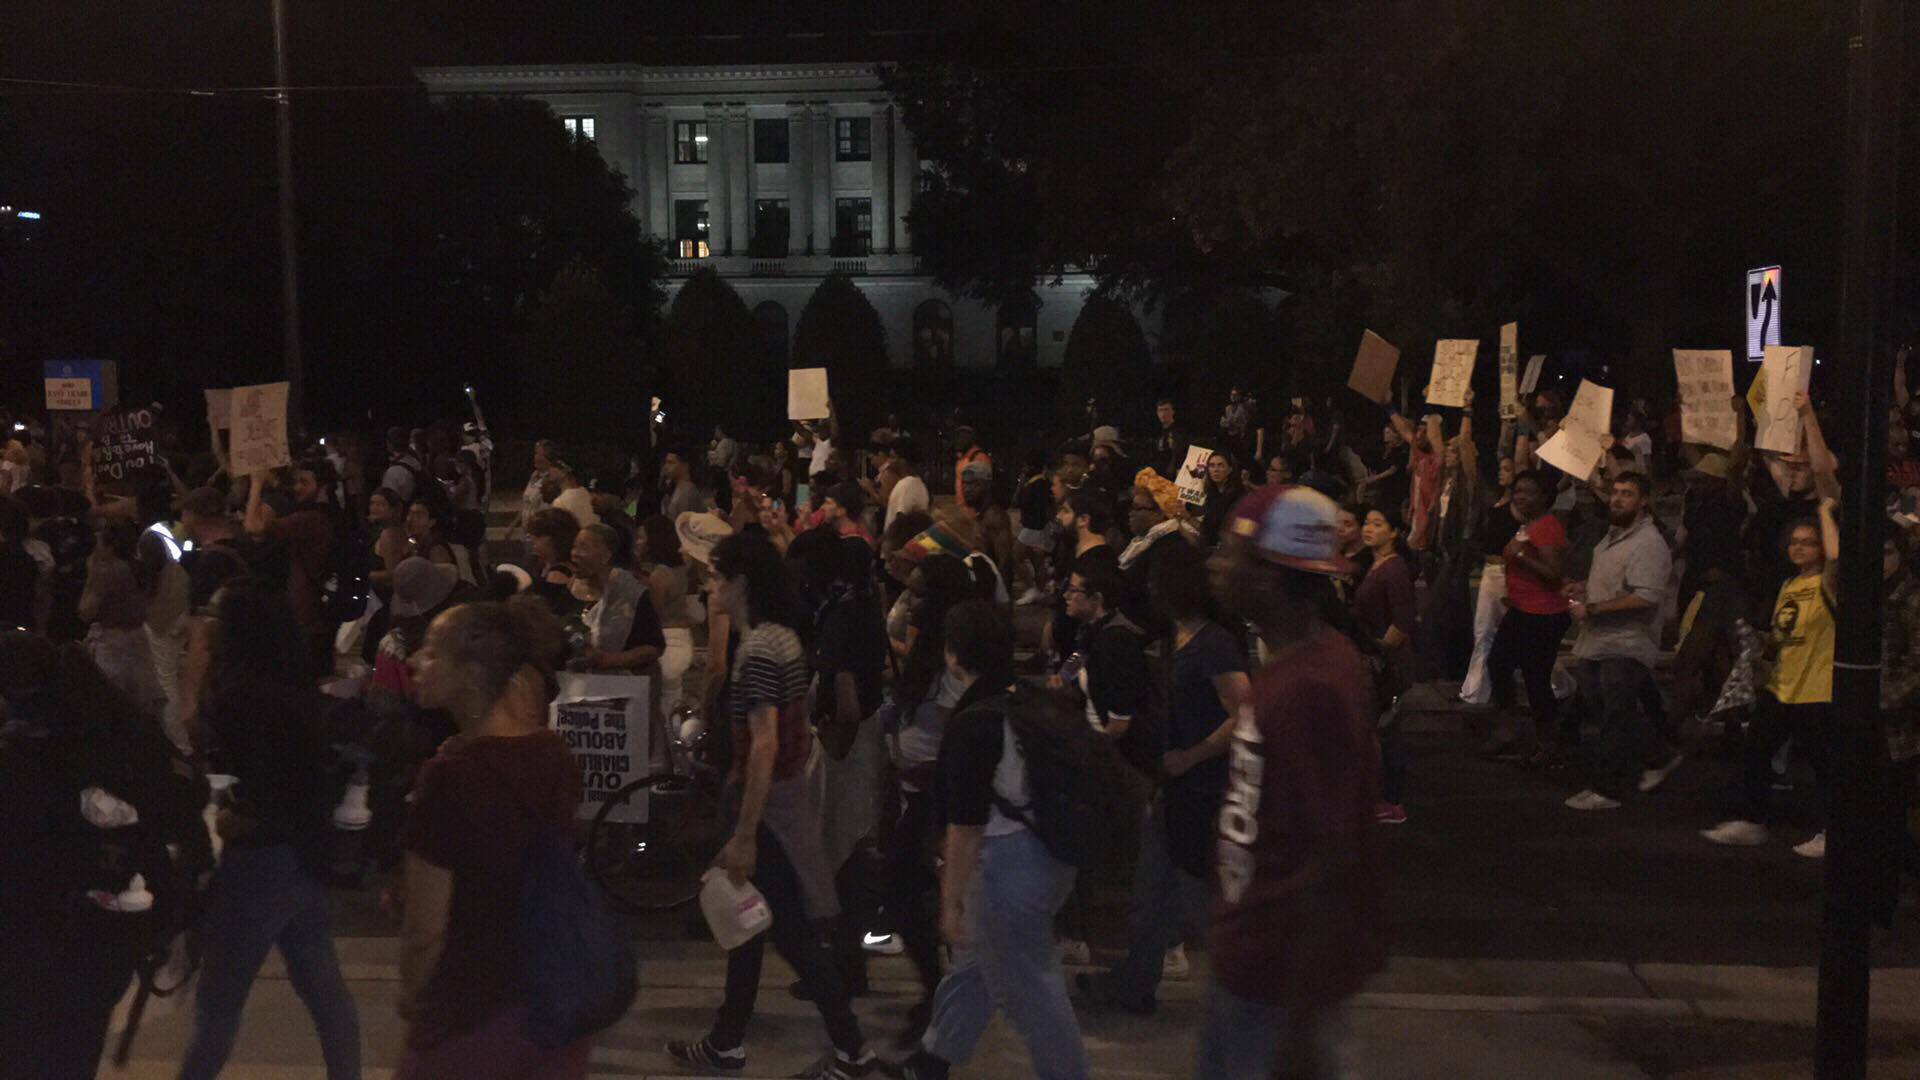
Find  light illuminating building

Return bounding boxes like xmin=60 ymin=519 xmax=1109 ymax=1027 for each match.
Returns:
xmin=415 ymin=59 xmax=1156 ymax=371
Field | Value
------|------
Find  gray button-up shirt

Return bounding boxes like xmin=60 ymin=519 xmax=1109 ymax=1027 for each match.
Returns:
xmin=1571 ymin=514 xmax=1672 ymax=668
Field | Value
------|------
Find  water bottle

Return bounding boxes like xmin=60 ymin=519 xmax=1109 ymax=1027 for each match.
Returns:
xmin=700 ymin=868 xmax=772 ymax=950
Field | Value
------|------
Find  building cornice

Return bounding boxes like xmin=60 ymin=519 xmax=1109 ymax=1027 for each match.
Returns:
xmin=415 ymin=63 xmax=885 ymax=87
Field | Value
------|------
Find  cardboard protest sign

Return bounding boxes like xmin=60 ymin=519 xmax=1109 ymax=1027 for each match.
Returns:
xmin=1498 ymin=323 xmax=1520 ymax=419
xmin=1536 ymin=379 xmax=1614 ymax=479
xmin=205 ymin=388 xmax=232 ymax=431
xmin=228 ymin=382 xmax=290 ymax=476
xmin=90 ymin=406 xmax=162 ymax=485
xmin=1520 ymin=354 xmax=1546 ymax=396
xmin=787 ymin=368 xmax=829 ymax=421
xmin=1673 ymin=349 xmax=1737 ymax=450
xmin=551 ymin=673 xmax=653 ymax=823
xmin=1426 ymin=339 xmax=1478 ymax=408
xmin=1755 ymin=345 xmax=1813 ymax=454
xmin=1175 ymin=445 xmax=1214 ymax=506
xmin=1347 ymin=330 xmax=1400 ymax=405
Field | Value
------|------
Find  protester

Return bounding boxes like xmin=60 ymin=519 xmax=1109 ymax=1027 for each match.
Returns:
xmin=549 ymin=454 xmax=600 ymax=529
xmin=1482 ymin=470 xmax=1573 ymax=764
xmin=1353 ymin=508 xmax=1416 ymax=823
xmin=1198 ymin=451 xmax=1248 ymax=549
xmin=896 ymin=601 xmax=1090 ymax=1080
xmin=243 ymin=461 xmax=339 ymax=677
xmin=1459 ymin=459 xmax=1518 ymax=705
xmin=370 ymin=557 xmax=464 ymax=697
xmin=178 ymin=579 xmax=361 ymax=1080
xmin=885 ymin=442 xmax=931 ymax=532
xmin=1012 ymin=451 xmax=1055 ymax=606
xmin=516 ymin=439 xmax=557 ymax=535
xmin=568 ymin=524 xmax=665 ymax=677
xmin=1152 ymin=399 xmax=1189 ymax=482
xmin=634 ymin=514 xmax=697 ymax=715
xmin=1198 ymin=484 xmax=1382 ymax=1078
xmin=1119 ymin=469 xmax=1198 ymax=638
xmin=407 ymin=494 xmax=477 ymax=586
xmin=382 ymin=427 xmax=427 ymax=504
xmin=951 ymin=424 xmax=990 ymax=497
xmin=660 ymin=448 xmax=709 ymax=521
xmin=78 ymin=519 xmax=167 ymax=723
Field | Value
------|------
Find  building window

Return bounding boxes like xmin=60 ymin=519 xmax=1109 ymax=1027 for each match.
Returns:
xmin=997 ymin=297 xmax=1037 ymax=370
xmin=832 ymin=197 xmax=872 ymax=256
xmin=561 ymin=115 xmax=596 ymax=142
xmin=753 ymin=118 xmax=789 ymax=163
xmin=754 ymin=302 xmax=790 ymax=367
xmin=751 ymin=200 xmax=790 ymax=259
xmin=674 ymin=199 xmax=710 ymax=258
xmin=675 ymin=120 xmax=710 ymax=164
xmin=835 ymin=117 xmax=871 ymax=162
xmin=914 ymin=300 xmax=954 ymax=368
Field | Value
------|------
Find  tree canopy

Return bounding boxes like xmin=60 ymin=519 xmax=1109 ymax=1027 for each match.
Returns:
xmin=791 ymin=274 xmax=891 ymax=432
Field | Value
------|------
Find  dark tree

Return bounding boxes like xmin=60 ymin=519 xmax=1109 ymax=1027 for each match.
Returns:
xmin=1058 ymin=296 xmax=1153 ymax=435
xmin=790 ymin=273 xmax=890 ymax=434
xmin=658 ymin=268 xmax=771 ymax=438
xmin=514 ymin=258 xmax=649 ymax=437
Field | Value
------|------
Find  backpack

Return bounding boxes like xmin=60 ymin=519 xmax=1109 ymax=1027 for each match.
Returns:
xmin=981 ymin=684 xmax=1143 ymax=872
xmin=320 ymin=509 xmax=371 ymax=625
xmin=481 ymin=759 xmax=638 ymax=1048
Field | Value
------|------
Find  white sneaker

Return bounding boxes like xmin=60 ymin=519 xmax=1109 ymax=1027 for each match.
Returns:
xmin=861 ymin=931 xmax=904 ymax=955
xmin=1161 ymin=944 xmax=1189 ymax=980
xmin=1564 ymin=790 xmax=1622 ymax=811
xmin=1016 ymin=587 xmax=1047 ymax=607
xmin=1793 ymin=831 xmax=1827 ymax=859
xmin=1701 ymin=820 xmax=1771 ymax=846
xmin=1639 ymin=752 xmax=1685 ymax=793
xmin=1058 ymin=939 xmax=1091 ymax=966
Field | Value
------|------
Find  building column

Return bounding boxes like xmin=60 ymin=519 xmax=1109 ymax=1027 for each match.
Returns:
xmin=643 ymin=104 xmax=669 ymax=238
xmin=811 ymin=102 xmax=833 ymax=254
xmin=727 ymin=104 xmax=751 ymax=256
xmin=869 ymin=102 xmax=892 ymax=254
xmin=703 ymin=103 xmax=729 ymax=256
xmin=787 ymin=102 xmax=812 ymax=255
xmin=892 ymin=106 xmax=916 ymax=254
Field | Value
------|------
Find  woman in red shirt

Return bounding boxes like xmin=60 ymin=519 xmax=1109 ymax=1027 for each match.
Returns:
xmin=1482 ymin=470 xmax=1572 ymax=764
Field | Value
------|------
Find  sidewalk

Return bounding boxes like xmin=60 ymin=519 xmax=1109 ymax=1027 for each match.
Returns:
xmin=102 ymin=938 xmax=1920 ymax=1078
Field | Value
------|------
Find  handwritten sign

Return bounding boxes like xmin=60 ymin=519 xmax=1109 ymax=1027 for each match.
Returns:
xmin=787 ymin=367 xmax=829 ymax=421
xmin=1536 ymin=379 xmax=1614 ymax=479
xmin=1175 ymin=445 xmax=1214 ymax=506
xmin=228 ymin=382 xmax=290 ymax=476
xmin=551 ymin=674 xmax=652 ymax=822
xmin=1347 ymin=330 xmax=1400 ymax=405
xmin=1498 ymin=323 xmax=1519 ymax=419
xmin=1755 ymin=345 xmax=1813 ymax=454
xmin=91 ymin=406 xmax=161 ymax=485
xmin=1520 ymin=354 xmax=1546 ymax=396
xmin=1426 ymin=339 xmax=1478 ymax=408
xmin=1673 ymin=349 xmax=1737 ymax=450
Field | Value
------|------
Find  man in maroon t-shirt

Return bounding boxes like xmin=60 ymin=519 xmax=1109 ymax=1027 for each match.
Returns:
xmin=244 ymin=458 xmax=339 ymax=679
xmin=1197 ymin=485 xmax=1384 ymax=1079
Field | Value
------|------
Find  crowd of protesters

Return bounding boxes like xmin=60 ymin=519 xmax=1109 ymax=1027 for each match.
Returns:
xmin=6 ymin=346 xmax=1920 ymax=1080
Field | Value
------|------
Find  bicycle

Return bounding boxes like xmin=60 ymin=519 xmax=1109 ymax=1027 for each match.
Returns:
xmin=583 ymin=698 xmax=729 ymax=912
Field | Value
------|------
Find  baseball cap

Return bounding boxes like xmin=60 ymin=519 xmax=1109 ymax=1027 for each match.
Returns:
xmin=1227 ymin=484 xmax=1353 ymax=576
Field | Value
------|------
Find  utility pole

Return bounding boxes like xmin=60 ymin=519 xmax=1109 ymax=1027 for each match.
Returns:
xmin=1820 ymin=0 xmax=1902 ymax=1074
xmin=270 ymin=0 xmax=305 ymax=429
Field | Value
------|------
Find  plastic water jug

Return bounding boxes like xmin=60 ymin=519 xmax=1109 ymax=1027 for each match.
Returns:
xmin=700 ymin=868 xmax=772 ymax=950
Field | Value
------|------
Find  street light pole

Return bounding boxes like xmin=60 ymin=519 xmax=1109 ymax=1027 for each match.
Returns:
xmin=1820 ymin=0 xmax=1902 ymax=1074
xmin=270 ymin=0 xmax=305 ymax=429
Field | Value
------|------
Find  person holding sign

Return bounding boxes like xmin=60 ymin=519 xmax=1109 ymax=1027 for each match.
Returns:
xmin=1480 ymin=470 xmax=1572 ymax=765
xmin=243 ymin=459 xmax=339 ymax=680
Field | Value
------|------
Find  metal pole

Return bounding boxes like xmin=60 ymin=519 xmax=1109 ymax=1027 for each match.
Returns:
xmin=270 ymin=0 xmax=304 ymax=429
xmin=1819 ymin=0 xmax=1901 ymax=1074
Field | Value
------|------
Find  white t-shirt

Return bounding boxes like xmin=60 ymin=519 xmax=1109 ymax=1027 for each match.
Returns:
xmin=885 ymin=474 xmax=930 ymax=530
xmin=808 ymin=438 xmax=836 ymax=479
xmin=1623 ymin=433 xmax=1653 ymax=477
xmin=551 ymin=485 xmax=599 ymax=528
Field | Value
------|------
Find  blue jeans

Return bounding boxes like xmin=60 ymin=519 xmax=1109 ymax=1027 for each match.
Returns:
xmin=1102 ymin=797 xmax=1207 ymax=1005
xmin=178 ymin=844 xmax=361 ymax=1080
xmin=922 ymin=828 xmax=1088 ymax=1080
xmin=1575 ymin=657 xmax=1659 ymax=799
xmin=1195 ymin=983 xmax=1350 ymax=1080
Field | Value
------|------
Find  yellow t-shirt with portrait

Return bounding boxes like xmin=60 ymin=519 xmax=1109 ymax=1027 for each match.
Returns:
xmin=1767 ymin=572 xmax=1834 ymax=705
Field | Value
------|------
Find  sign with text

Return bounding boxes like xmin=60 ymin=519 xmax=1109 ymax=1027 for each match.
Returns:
xmin=1755 ymin=345 xmax=1813 ymax=453
xmin=1426 ymin=339 xmax=1478 ymax=408
xmin=90 ymin=406 xmax=162 ymax=485
xmin=787 ymin=367 xmax=829 ymax=421
xmin=1498 ymin=323 xmax=1520 ymax=419
xmin=228 ymin=382 xmax=290 ymax=476
xmin=1520 ymin=354 xmax=1546 ymax=396
xmin=43 ymin=358 xmax=115 ymax=412
xmin=1536 ymin=379 xmax=1614 ymax=479
xmin=1175 ymin=444 xmax=1215 ymax=506
xmin=550 ymin=673 xmax=652 ymax=823
xmin=1347 ymin=330 xmax=1400 ymax=405
xmin=1673 ymin=349 xmax=1737 ymax=450
xmin=1746 ymin=265 xmax=1782 ymax=362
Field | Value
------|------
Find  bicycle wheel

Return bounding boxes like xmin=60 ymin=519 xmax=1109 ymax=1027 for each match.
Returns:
xmin=584 ymin=772 xmax=723 ymax=912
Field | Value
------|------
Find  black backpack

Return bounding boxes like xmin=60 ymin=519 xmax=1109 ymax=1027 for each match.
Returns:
xmin=981 ymin=684 xmax=1143 ymax=872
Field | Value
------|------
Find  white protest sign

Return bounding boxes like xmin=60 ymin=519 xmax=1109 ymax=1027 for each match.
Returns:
xmin=228 ymin=382 xmax=290 ymax=476
xmin=1498 ymin=323 xmax=1519 ymax=419
xmin=1536 ymin=379 xmax=1614 ymax=479
xmin=787 ymin=367 xmax=829 ymax=421
xmin=1673 ymin=349 xmax=1737 ymax=450
xmin=1755 ymin=345 xmax=1814 ymax=454
xmin=205 ymin=388 xmax=232 ymax=431
xmin=1426 ymin=339 xmax=1478 ymax=408
xmin=1175 ymin=445 xmax=1214 ymax=506
xmin=551 ymin=673 xmax=653 ymax=823
xmin=1520 ymin=354 xmax=1546 ymax=396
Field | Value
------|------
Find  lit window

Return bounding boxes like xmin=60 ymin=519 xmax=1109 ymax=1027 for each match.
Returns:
xmin=836 ymin=117 xmax=871 ymax=162
xmin=561 ymin=115 xmax=596 ymax=142
xmin=675 ymin=121 xmax=710 ymax=165
xmin=675 ymin=200 xmax=710 ymax=258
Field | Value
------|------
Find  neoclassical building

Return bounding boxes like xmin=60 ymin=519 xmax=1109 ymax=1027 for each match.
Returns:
xmin=415 ymin=61 xmax=1153 ymax=371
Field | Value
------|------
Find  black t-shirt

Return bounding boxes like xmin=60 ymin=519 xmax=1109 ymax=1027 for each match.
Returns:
xmin=184 ymin=538 xmax=254 ymax=613
xmin=812 ymin=589 xmax=886 ymax=722
xmin=203 ymin=678 xmax=337 ymax=872
xmin=933 ymin=681 xmax=1013 ymax=829
xmin=1166 ymin=621 xmax=1245 ymax=795
xmin=1015 ymin=476 xmax=1052 ymax=532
